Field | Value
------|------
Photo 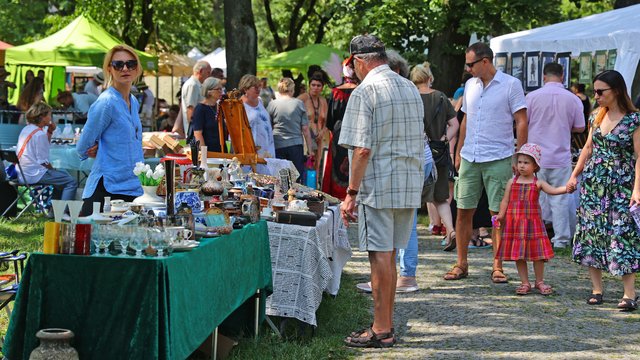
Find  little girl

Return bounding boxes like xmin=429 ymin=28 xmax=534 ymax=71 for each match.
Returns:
xmin=495 ymin=143 xmax=567 ymax=295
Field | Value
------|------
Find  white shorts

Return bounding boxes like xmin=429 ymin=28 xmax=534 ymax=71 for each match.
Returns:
xmin=358 ymin=205 xmax=415 ymax=252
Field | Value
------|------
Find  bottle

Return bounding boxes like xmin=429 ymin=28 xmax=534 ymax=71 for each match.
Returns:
xmin=103 ymin=196 xmax=111 ymax=212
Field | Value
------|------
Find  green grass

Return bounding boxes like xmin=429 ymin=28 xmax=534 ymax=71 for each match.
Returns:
xmin=228 ymin=274 xmax=371 ymax=359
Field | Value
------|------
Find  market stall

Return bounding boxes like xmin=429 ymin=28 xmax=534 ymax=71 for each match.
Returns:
xmin=3 ymin=222 xmax=272 ymax=360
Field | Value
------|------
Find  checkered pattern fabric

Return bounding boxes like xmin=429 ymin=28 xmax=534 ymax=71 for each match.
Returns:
xmin=338 ymin=65 xmax=424 ymax=209
xmin=496 ymin=176 xmax=554 ymax=261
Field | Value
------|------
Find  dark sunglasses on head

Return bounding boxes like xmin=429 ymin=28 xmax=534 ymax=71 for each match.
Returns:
xmin=594 ymin=88 xmax=611 ymax=96
xmin=110 ymin=60 xmax=138 ymax=71
xmin=465 ymin=57 xmax=487 ymax=69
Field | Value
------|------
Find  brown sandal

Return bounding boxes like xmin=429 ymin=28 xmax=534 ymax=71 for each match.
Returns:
xmin=491 ymin=268 xmax=508 ymax=283
xmin=443 ymin=264 xmax=468 ymax=280
xmin=344 ymin=327 xmax=396 ymax=348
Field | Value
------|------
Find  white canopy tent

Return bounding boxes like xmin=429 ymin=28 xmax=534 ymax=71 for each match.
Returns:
xmin=490 ymin=4 xmax=640 ymax=94
xmin=201 ymin=48 xmax=226 ymax=75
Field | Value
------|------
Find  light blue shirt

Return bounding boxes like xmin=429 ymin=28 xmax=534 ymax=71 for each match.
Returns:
xmin=460 ymin=70 xmax=526 ymax=163
xmin=77 ymin=87 xmax=143 ymax=198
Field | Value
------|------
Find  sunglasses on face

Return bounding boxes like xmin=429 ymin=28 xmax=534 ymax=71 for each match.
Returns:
xmin=110 ymin=60 xmax=138 ymax=71
xmin=594 ymin=88 xmax=611 ymax=96
xmin=465 ymin=57 xmax=487 ymax=69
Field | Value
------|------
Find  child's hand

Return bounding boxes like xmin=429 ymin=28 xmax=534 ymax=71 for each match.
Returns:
xmin=566 ymin=176 xmax=578 ymax=193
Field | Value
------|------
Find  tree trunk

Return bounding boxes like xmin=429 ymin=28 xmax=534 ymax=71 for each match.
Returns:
xmin=428 ymin=28 xmax=470 ymax=97
xmin=224 ymin=0 xmax=257 ymax=89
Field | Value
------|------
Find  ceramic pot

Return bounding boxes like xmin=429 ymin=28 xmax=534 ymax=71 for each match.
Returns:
xmin=133 ymin=185 xmax=164 ymax=205
xmin=29 ymin=328 xmax=79 ymax=360
xmin=174 ymin=191 xmax=202 ymax=212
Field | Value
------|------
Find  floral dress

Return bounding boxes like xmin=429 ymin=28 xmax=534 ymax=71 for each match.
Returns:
xmin=573 ymin=112 xmax=640 ymax=276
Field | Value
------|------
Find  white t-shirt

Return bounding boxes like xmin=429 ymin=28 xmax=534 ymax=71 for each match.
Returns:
xmin=16 ymin=124 xmax=49 ymax=184
xmin=180 ymin=76 xmax=202 ymax=133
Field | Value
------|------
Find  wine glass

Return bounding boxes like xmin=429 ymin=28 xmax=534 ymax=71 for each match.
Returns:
xmin=100 ymin=225 xmax=114 ymax=256
xmin=131 ymin=228 xmax=149 ymax=258
xmin=118 ymin=227 xmax=131 ymax=256
xmin=91 ymin=224 xmax=102 ymax=256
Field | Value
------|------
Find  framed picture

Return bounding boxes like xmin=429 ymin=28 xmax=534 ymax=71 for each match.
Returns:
xmin=607 ymin=49 xmax=617 ymax=70
xmin=579 ymin=52 xmax=592 ymax=83
xmin=556 ymin=52 xmax=571 ymax=88
xmin=595 ymin=50 xmax=607 ymax=74
xmin=495 ymin=53 xmax=508 ymax=73
xmin=541 ymin=52 xmax=555 ymax=68
xmin=511 ymin=52 xmax=525 ymax=88
xmin=525 ymin=52 xmax=540 ymax=91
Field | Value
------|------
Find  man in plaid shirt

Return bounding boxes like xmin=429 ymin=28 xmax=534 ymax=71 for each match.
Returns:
xmin=339 ymin=34 xmax=424 ymax=348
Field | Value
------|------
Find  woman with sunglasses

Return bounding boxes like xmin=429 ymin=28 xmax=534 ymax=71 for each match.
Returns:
xmin=77 ymin=44 xmax=144 ymax=215
xmin=191 ymin=77 xmax=225 ymax=152
xmin=567 ymin=70 xmax=640 ymax=311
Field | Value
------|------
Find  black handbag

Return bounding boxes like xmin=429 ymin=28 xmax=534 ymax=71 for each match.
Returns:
xmin=428 ymin=95 xmax=450 ymax=167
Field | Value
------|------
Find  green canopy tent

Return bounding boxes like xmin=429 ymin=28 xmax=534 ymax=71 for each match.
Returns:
xmin=4 ymin=14 xmax=157 ymax=105
xmin=258 ymin=44 xmax=346 ymax=84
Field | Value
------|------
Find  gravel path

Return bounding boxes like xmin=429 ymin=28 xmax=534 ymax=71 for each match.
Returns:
xmin=343 ymin=224 xmax=640 ymax=359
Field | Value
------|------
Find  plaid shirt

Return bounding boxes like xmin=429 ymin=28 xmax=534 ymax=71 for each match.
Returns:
xmin=338 ymin=64 xmax=424 ymax=209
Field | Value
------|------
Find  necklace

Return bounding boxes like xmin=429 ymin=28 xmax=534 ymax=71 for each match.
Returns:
xmin=310 ymin=95 xmax=320 ymax=124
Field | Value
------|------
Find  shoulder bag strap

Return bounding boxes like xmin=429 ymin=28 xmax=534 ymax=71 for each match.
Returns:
xmin=17 ymin=128 xmax=43 ymax=160
xmin=431 ymin=95 xmax=447 ymax=141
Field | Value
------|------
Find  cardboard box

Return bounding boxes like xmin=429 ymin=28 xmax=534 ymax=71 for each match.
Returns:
xmin=193 ymin=333 xmax=238 ymax=359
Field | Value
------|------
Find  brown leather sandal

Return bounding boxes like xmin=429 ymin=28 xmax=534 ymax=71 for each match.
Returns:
xmin=443 ymin=264 xmax=468 ymax=280
xmin=491 ymin=268 xmax=508 ymax=283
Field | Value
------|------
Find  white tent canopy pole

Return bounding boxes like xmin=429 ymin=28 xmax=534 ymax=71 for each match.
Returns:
xmin=490 ymin=4 xmax=640 ymax=94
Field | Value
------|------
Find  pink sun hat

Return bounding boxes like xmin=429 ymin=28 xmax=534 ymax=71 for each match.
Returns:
xmin=516 ymin=143 xmax=541 ymax=167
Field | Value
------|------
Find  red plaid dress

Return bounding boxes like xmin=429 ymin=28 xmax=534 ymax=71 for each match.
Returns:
xmin=496 ymin=176 xmax=554 ymax=261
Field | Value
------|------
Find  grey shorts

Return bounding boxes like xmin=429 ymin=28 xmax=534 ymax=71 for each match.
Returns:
xmin=358 ymin=205 xmax=414 ymax=252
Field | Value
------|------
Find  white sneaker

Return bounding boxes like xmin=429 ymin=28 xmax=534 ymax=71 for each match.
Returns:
xmin=356 ymin=282 xmax=372 ymax=293
xmin=553 ymin=241 xmax=569 ymax=248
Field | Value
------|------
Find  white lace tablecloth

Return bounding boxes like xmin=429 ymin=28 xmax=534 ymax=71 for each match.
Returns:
xmin=265 ymin=205 xmax=352 ymax=327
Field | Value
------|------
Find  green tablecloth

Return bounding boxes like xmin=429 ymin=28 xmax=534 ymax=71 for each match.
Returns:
xmin=3 ymin=221 xmax=272 ymax=360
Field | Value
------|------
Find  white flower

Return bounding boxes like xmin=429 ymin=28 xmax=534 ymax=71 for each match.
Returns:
xmin=146 ymin=169 xmax=153 ymax=178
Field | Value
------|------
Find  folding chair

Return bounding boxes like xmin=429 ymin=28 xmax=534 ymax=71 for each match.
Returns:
xmin=0 ymin=250 xmax=27 ymax=316
xmin=0 ymin=149 xmax=49 ymax=219
xmin=0 ymin=250 xmax=26 ymax=351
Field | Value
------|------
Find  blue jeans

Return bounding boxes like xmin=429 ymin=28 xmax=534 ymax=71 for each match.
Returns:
xmin=396 ymin=159 xmax=432 ymax=277
xmin=38 ymin=169 xmax=78 ymax=201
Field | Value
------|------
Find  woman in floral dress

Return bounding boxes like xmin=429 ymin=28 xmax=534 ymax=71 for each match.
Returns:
xmin=567 ymin=70 xmax=640 ymax=311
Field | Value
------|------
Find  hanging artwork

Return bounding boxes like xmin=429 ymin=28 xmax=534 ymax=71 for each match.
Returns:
xmin=595 ymin=50 xmax=607 ymax=74
xmin=607 ymin=49 xmax=617 ymax=70
xmin=495 ymin=53 xmax=508 ymax=73
xmin=511 ymin=52 xmax=525 ymax=88
xmin=541 ymin=52 xmax=555 ymax=68
xmin=556 ymin=52 xmax=571 ymax=88
xmin=525 ymin=51 xmax=540 ymax=91
xmin=579 ymin=52 xmax=592 ymax=83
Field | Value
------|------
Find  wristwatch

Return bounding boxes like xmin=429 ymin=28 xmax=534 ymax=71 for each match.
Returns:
xmin=346 ymin=187 xmax=359 ymax=196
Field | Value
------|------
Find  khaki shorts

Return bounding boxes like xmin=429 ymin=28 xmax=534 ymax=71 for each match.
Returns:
xmin=454 ymin=157 xmax=512 ymax=212
xmin=358 ymin=205 xmax=414 ymax=252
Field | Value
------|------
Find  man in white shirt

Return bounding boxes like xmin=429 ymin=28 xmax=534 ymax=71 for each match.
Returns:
xmin=84 ymin=72 xmax=103 ymax=97
xmin=444 ymin=42 xmax=528 ymax=283
xmin=180 ymin=61 xmax=211 ymax=138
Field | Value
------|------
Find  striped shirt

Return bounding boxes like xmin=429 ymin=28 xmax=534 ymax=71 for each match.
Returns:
xmin=338 ymin=64 xmax=424 ymax=209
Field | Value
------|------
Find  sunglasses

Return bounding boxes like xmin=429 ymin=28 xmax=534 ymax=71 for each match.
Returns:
xmin=465 ymin=57 xmax=487 ymax=69
xmin=594 ymin=88 xmax=611 ymax=96
xmin=110 ymin=60 xmax=138 ymax=71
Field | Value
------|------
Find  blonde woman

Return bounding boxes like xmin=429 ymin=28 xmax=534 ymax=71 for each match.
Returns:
xmin=16 ymin=102 xmax=77 ymax=201
xmin=266 ymin=77 xmax=314 ymax=181
xmin=76 ymin=44 xmax=144 ymax=215
xmin=410 ymin=62 xmax=459 ymax=250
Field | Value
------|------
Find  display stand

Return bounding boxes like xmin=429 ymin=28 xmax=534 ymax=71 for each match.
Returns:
xmin=207 ymin=90 xmax=266 ymax=172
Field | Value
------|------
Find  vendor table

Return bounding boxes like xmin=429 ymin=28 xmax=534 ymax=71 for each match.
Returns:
xmin=3 ymin=222 xmax=272 ymax=360
xmin=265 ymin=206 xmax=351 ymax=327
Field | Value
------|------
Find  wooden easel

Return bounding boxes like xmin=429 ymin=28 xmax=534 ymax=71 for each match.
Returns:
xmin=208 ymin=90 xmax=266 ymax=172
